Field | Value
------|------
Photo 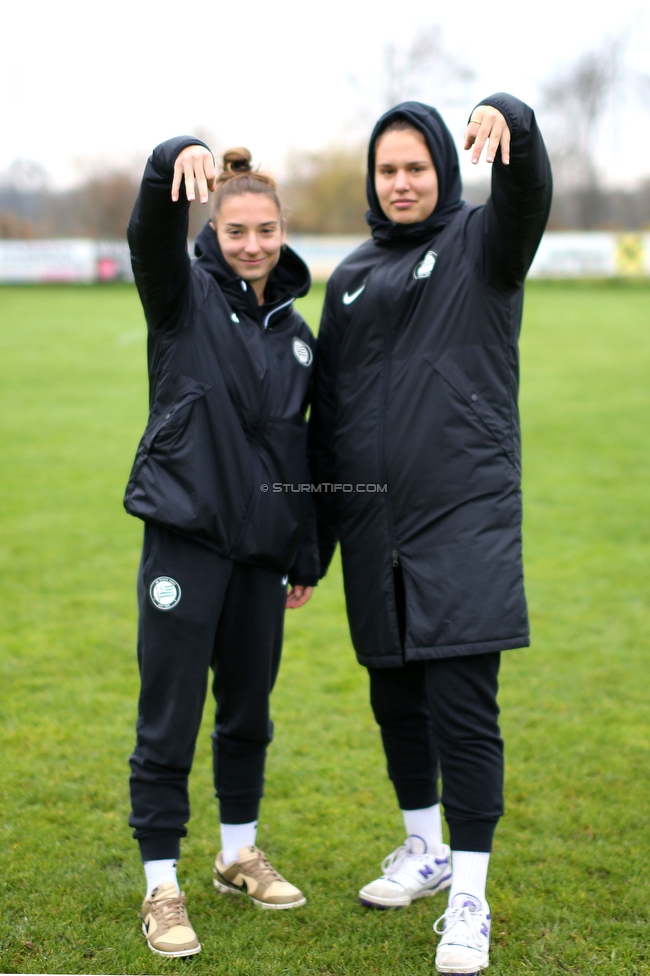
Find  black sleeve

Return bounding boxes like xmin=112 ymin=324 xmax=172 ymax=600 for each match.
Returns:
xmin=127 ymin=136 xmax=213 ymax=332
xmin=467 ymin=93 xmax=552 ymax=290
xmin=288 ymin=498 xmax=320 ymax=587
xmin=308 ymin=279 xmax=344 ymax=578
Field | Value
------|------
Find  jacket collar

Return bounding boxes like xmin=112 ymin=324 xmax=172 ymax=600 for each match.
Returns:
xmin=194 ymin=222 xmax=311 ymax=325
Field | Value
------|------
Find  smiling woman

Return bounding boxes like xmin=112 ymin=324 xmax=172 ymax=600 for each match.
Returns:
xmin=123 ymin=134 xmax=319 ymax=957
xmin=208 ymin=148 xmax=285 ymax=304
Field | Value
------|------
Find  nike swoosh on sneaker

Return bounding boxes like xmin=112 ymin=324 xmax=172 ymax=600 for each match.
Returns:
xmin=215 ymin=869 xmax=248 ymax=894
xmin=342 ymin=284 xmax=365 ymax=305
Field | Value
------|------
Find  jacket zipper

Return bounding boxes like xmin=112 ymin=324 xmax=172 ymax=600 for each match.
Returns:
xmin=263 ymin=298 xmax=294 ymax=330
xmin=377 ymin=293 xmax=400 ymax=567
xmin=231 ymin=322 xmax=277 ymax=554
xmin=231 ymin=297 xmax=296 ymax=554
xmin=127 ymin=392 xmax=201 ymax=484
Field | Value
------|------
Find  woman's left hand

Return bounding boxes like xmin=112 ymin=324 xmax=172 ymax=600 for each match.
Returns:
xmin=464 ymin=106 xmax=510 ymax=165
xmin=286 ymin=585 xmax=314 ymax=609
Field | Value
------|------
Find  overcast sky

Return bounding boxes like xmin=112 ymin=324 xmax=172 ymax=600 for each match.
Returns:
xmin=2 ymin=0 xmax=649 ymax=189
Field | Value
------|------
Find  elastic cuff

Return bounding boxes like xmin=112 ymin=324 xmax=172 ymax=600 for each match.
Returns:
xmin=218 ymin=799 xmax=261 ymax=824
xmin=288 ymin=575 xmax=319 ymax=587
xmin=392 ymin=784 xmax=439 ymax=811
xmin=447 ymin=820 xmax=497 ymax=853
xmin=138 ymin=834 xmax=181 ymax=862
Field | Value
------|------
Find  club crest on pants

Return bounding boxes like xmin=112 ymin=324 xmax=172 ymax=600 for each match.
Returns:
xmin=150 ymin=576 xmax=181 ymax=610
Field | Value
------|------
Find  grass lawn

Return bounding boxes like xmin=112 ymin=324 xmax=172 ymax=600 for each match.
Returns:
xmin=0 ymin=279 xmax=649 ymax=975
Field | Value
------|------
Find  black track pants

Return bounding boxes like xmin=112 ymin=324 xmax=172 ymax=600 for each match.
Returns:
xmin=129 ymin=524 xmax=286 ymax=861
xmin=368 ymin=652 xmax=504 ymax=852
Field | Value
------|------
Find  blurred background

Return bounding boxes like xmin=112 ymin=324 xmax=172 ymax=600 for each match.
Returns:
xmin=3 ymin=4 xmax=650 ymax=973
xmin=1 ymin=0 xmax=649 ymax=243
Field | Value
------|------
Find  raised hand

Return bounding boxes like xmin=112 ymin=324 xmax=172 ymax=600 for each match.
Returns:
xmin=171 ymin=145 xmax=216 ymax=204
xmin=464 ymin=106 xmax=510 ymax=166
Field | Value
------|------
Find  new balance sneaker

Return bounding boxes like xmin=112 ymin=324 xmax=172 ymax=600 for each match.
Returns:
xmin=214 ymin=845 xmax=306 ymax=909
xmin=434 ymin=893 xmax=491 ymax=974
xmin=358 ymin=835 xmax=452 ymax=909
xmin=141 ymin=882 xmax=201 ymax=958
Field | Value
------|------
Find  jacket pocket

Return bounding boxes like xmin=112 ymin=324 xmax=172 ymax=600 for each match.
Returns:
xmin=235 ymin=416 xmax=311 ymax=570
xmin=127 ymin=371 xmax=212 ymax=486
xmin=424 ymin=351 xmax=517 ymax=468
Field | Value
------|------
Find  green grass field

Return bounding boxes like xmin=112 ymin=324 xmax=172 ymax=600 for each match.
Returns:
xmin=1 ymin=280 xmax=650 ymax=975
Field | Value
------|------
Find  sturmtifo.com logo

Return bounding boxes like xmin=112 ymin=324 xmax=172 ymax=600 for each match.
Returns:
xmin=150 ymin=577 xmax=182 ymax=611
xmin=292 ymin=337 xmax=313 ymax=367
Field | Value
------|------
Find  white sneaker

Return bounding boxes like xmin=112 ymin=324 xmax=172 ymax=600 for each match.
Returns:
xmin=434 ymin=893 xmax=491 ymax=974
xmin=358 ymin=835 xmax=452 ymax=909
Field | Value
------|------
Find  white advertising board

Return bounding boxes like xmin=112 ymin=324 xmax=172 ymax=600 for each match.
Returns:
xmin=0 ymin=233 xmax=649 ymax=283
xmin=0 ymin=239 xmax=97 ymax=283
xmin=528 ymin=233 xmax=616 ymax=278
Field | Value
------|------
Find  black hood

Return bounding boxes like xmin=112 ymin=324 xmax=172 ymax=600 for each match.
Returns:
xmin=194 ymin=221 xmax=311 ymax=319
xmin=366 ymin=101 xmax=464 ymax=247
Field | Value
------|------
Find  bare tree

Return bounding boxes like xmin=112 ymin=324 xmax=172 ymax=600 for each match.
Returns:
xmin=541 ymin=37 xmax=624 ymax=228
xmin=382 ymin=25 xmax=475 ymax=110
xmin=348 ymin=24 xmax=475 ymax=126
xmin=0 ymin=158 xmax=50 ymax=194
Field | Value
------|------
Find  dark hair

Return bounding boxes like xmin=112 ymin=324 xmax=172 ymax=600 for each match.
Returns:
xmin=212 ymin=147 xmax=281 ymax=217
xmin=376 ymin=115 xmax=422 ymax=138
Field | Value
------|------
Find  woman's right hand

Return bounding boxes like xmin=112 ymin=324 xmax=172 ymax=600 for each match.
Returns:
xmin=171 ymin=145 xmax=216 ymax=204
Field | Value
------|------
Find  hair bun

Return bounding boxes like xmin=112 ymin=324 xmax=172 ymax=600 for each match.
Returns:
xmin=221 ymin=147 xmax=253 ymax=177
xmin=212 ymin=148 xmax=279 ymax=211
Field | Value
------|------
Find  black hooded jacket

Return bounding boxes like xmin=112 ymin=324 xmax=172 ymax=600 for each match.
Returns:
xmin=124 ymin=136 xmax=319 ymax=585
xmin=309 ymin=94 xmax=552 ymax=667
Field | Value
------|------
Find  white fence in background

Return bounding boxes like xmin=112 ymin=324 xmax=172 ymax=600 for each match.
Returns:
xmin=0 ymin=233 xmax=649 ymax=283
xmin=0 ymin=239 xmax=133 ymax=283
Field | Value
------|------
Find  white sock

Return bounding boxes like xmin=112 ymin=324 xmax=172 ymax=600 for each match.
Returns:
xmin=144 ymin=859 xmax=179 ymax=898
xmin=220 ymin=820 xmax=257 ymax=866
xmin=449 ymin=851 xmax=490 ymax=907
xmin=402 ymin=804 xmax=444 ymax=855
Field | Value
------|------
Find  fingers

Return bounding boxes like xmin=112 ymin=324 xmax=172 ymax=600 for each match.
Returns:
xmin=171 ymin=146 xmax=215 ymax=203
xmin=464 ymin=118 xmax=481 ymax=151
xmin=193 ymin=153 xmax=216 ymax=203
xmin=470 ymin=117 xmax=492 ymax=165
xmin=286 ymin=586 xmax=305 ymax=609
xmin=194 ymin=163 xmax=208 ymax=205
xmin=205 ymin=156 xmax=217 ymax=193
xmin=464 ymin=106 xmax=510 ymax=165
xmin=285 ymin=585 xmax=314 ymax=609
xmin=183 ymin=156 xmax=197 ymax=202
xmin=499 ymin=125 xmax=511 ymax=165
xmin=171 ymin=162 xmax=183 ymax=202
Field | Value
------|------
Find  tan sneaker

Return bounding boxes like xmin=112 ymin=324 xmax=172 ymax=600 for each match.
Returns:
xmin=214 ymin=845 xmax=306 ymax=909
xmin=141 ymin=881 xmax=201 ymax=957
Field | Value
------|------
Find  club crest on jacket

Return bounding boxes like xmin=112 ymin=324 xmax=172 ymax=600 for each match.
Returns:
xmin=413 ymin=251 xmax=437 ymax=279
xmin=150 ymin=577 xmax=181 ymax=610
xmin=292 ymin=337 xmax=313 ymax=367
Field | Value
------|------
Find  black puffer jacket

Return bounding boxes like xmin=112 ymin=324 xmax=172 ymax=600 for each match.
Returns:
xmin=125 ymin=136 xmax=319 ymax=584
xmin=309 ymin=94 xmax=552 ymax=666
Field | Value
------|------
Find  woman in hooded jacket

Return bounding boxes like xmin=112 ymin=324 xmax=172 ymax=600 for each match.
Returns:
xmin=309 ymin=96 xmax=551 ymax=972
xmin=125 ymin=138 xmax=318 ymax=957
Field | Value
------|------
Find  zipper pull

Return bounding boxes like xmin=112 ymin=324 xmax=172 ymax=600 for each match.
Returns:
xmin=392 ymin=550 xmax=399 ymax=567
